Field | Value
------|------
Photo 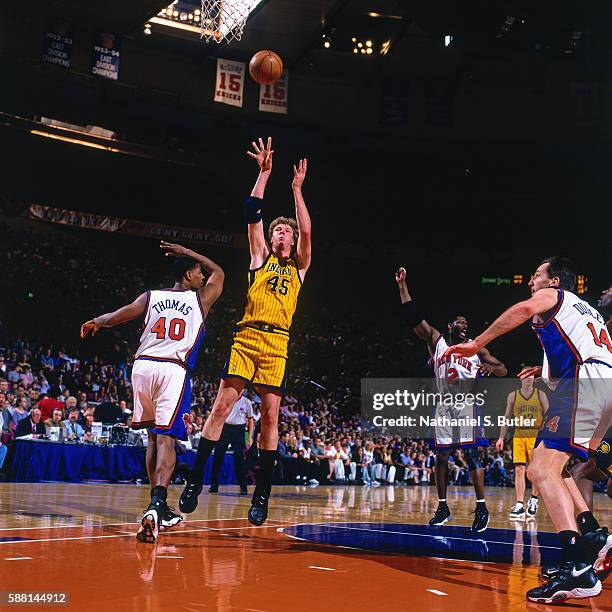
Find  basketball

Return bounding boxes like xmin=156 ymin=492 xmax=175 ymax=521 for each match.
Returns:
xmin=249 ymin=50 xmax=283 ymax=85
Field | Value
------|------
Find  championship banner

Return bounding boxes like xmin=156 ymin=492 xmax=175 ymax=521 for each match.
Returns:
xmin=91 ymin=32 xmax=121 ymax=81
xmin=41 ymin=20 xmax=74 ymax=69
xmin=27 ymin=204 xmax=247 ymax=249
xmin=259 ymin=71 xmax=288 ymax=114
xmin=214 ymin=59 xmax=245 ymax=108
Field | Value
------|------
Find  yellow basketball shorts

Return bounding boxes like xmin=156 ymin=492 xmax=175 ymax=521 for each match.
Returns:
xmin=222 ymin=325 xmax=289 ymax=390
xmin=512 ymin=435 xmax=537 ymax=464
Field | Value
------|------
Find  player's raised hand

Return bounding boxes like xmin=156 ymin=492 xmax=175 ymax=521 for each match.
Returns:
xmin=292 ymin=158 xmax=307 ymax=190
xmin=517 ymin=365 xmax=542 ymax=379
xmin=395 ymin=267 xmax=406 ymax=285
xmin=442 ymin=340 xmax=480 ymax=360
xmin=160 ymin=241 xmax=189 ymax=257
xmin=247 ymin=137 xmax=274 ymax=173
xmin=80 ymin=320 xmax=101 ymax=339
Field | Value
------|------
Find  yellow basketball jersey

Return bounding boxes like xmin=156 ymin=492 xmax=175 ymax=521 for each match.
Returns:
xmin=513 ymin=389 xmax=545 ymax=432
xmin=237 ymin=253 xmax=301 ymax=332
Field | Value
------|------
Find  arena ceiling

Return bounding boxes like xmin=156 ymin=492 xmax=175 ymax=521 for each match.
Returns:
xmin=9 ymin=0 xmax=610 ymax=73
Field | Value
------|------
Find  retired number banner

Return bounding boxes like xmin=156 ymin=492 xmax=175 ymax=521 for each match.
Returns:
xmin=214 ymin=59 xmax=245 ymax=108
xmin=259 ymin=71 xmax=288 ymax=114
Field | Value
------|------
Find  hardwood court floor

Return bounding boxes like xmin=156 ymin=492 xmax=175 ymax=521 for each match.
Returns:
xmin=0 ymin=483 xmax=610 ymax=611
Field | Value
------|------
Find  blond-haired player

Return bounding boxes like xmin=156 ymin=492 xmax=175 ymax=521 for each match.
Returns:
xmin=496 ymin=375 xmax=548 ymax=520
xmin=179 ymin=138 xmax=311 ymax=525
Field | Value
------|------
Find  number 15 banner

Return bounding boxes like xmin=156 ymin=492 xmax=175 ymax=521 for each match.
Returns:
xmin=214 ymin=58 xmax=245 ymax=108
xmin=259 ymin=71 xmax=288 ymax=114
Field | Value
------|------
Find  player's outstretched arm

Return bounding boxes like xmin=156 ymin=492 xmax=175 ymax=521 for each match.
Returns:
xmin=443 ymin=288 xmax=559 ymax=358
xmin=245 ymin=137 xmax=272 ymax=268
xmin=395 ymin=267 xmax=441 ymax=351
xmin=292 ymin=158 xmax=311 ymax=279
xmin=80 ymin=292 xmax=148 ymax=338
xmin=160 ymin=241 xmax=224 ymax=317
xmin=477 ymin=347 xmax=508 ymax=377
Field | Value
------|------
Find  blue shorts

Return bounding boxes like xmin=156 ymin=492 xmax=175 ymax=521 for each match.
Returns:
xmin=535 ymin=362 xmax=612 ymax=460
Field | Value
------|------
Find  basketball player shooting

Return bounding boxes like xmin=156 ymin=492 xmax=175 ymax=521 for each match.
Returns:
xmin=80 ymin=243 xmax=224 ymax=543
xmin=444 ymin=257 xmax=612 ymax=603
xmin=179 ymin=137 xmax=311 ymax=526
xmin=395 ymin=267 xmax=507 ymax=532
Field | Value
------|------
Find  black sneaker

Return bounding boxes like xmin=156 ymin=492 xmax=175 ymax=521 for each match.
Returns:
xmin=429 ymin=504 xmax=451 ymax=526
xmin=248 ymin=492 xmax=269 ymax=526
xmin=178 ymin=481 xmax=202 ymax=514
xmin=509 ymin=503 xmax=526 ymax=520
xmin=159 ymin=505 xmax=183 ymax=531
xmin=240 ymin=486 xmax=248 ymax=495
xmin=527 ymin=561 xmax=602 ymax=603
xmin=472 ymin=505 xmax=490 ymax=532
xmin=582 ymin=527 xmax=612 ymax=576
xmin=541 ymin=564 xmax=560 ymax=580
xmin=208 ymin=485 xmax=219 ymax=493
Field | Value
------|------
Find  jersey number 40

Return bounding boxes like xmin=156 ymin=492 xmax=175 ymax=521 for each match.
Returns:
xmin=150 ymin=317 xmax=186 ymax=341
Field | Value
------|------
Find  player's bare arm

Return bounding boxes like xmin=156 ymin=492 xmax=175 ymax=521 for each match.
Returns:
xmin=80 ymin=292 xmax=148 ymax=338
xmin=246 ymin=137 xmax=273 ymax=268
xmin=395 ymin=267 xmax=441 ymax=352
xmin=160 ymin=241 xmax=225 ymax=317
xmin=443 ymin=288 xmax=559 ymax=358
xmin=292 ymin=157 xmax=311 ymax=279
xmin=477 ymin=347 xmax=507 ymax=377
xmin=496 ymin=391 xmax=515 ymax=451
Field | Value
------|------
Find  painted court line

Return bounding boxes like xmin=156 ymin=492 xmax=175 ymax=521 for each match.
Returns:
xmin=157 ymin=555 xmax=183 ymax=559
xmin=305 ymin=523 xmax=561 ymax=550
xmin=4 ymin=557 xmax=33 ymax=561
xmin=427 ymin=589 xmax=447 ymax=596
xmin=0 ymin=517 xmax=254 ymax=532
xmin=308 ymin=566 xmax=336 ymax=571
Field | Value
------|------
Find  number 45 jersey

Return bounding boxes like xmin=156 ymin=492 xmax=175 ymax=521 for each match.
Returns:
xmin=135 ymin=289 xmax=206 ymax=370
xmin=237 ymin=253 xmax=302 ymax=332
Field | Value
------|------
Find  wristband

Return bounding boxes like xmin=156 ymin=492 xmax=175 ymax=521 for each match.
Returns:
xmin=402 ymin=300 xmax=424 ymax=328
xmin=244 ymin=196 xmax=263 ymax=224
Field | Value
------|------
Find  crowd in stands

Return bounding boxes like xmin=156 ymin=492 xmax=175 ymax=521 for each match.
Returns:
xmin=0 ymin=224 xmax=519 ymax=488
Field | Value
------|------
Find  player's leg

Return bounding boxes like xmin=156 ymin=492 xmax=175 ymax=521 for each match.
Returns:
xmin=179 ymin=377 xmax=245 ymax=513
xmin=429 ymin=449 xmax=452 ymax=526
xmin=510 ymin=464 xmax=527 ymax=519
xmin=526 ymin=442 xmax=602 ymax=602
xmin=465 ymin=446 xmax=489 ymax=532
xmin=145 ymin=430 xmax=157 ymax=487
xmin=248 ymin=386 xmax=281 ymax=526
xmin=209 ymin=427 xmax=230 ymax=493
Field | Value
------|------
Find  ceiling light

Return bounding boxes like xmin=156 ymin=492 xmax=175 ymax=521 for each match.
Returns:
xmin=324 ymin=40 xmax=331 ymax=48
xmin=366 ymin=40 xmax=372 ymax=48
xmin=366 ymin=48 xmax=372 ymax=54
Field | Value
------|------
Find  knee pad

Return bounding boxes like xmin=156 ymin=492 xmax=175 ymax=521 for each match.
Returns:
xmin=463 ymin=446 xmax=482 ymax=471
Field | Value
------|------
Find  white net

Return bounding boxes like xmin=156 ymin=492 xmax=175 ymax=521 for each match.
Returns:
xmin=200 ymin=0 xmax=257 ymax=44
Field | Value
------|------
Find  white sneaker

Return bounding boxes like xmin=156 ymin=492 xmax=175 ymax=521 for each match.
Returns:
xmin=526 ymin=496 xmax=538 ymax=519
xmin=308 ymin=479 xmax=319 ymax=485
xmin=509 ymin=502 xmax=526 ymax=520
xmin=136 ymin=508 xmax=159 ymax=543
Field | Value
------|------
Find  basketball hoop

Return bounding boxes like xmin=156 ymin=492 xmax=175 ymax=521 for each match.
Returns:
xmin=200 ymin=0 xmax=256 ymax=44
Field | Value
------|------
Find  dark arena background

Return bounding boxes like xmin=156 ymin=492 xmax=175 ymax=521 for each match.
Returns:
xmin=0 ymin=1 xmax=610 ymax=610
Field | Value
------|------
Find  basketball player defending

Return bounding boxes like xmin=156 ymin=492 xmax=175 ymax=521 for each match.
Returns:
xmin=445 ymin=257 xmax=611 ymax=603
xmin=395 ymin=267 xmax=507 ymax=531
xmin=496 ymin=375 xmax=547 ymax=520
xmin=80 ymin=243 xmax=224 ymax=543
xmin=180 ymin=137 xmax=311 ymax=526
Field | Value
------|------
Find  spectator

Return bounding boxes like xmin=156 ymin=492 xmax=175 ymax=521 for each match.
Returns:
xmin=44 ymin=408 xmax=66 ymax=432
xmin=64 ymin=408 xmax=85 ymax=439
xmin=15 ymin=407 xmax=45 ymax=438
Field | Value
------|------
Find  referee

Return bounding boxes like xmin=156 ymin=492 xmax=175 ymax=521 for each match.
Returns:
xmin=209 ymin=390 xmax=254 ymax=495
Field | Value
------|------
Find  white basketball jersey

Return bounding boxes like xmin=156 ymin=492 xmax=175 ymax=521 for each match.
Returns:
xmin=135 ymin=289 xmax=205 ymax=370
xmin=433 ymin=335 xmax=481 ymax=393
xmin=533 ymin=289 xmax=612 ymax=379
